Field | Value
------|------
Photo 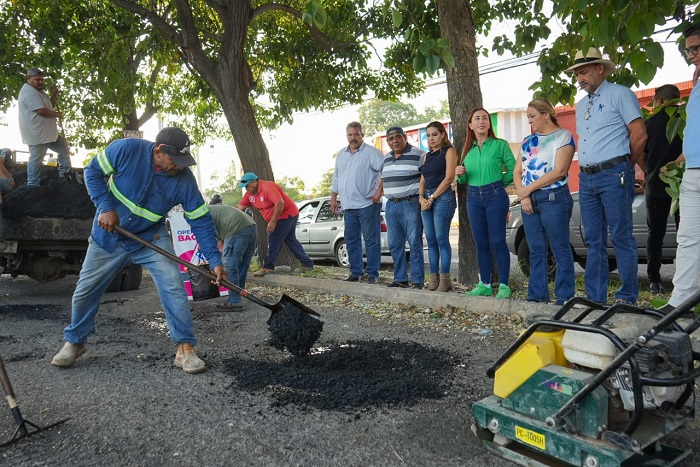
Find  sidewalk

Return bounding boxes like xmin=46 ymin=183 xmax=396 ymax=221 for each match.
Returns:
xmin=248 ymin=274 xmax=559 ymax=321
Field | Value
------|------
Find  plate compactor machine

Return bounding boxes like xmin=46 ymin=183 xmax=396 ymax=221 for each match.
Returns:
xmin=472 ymin=291 xmax=700 ymax=466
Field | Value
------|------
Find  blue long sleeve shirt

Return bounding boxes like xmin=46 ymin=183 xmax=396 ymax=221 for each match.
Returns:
xmin=85 ymin=138 xmax=222 ymax=268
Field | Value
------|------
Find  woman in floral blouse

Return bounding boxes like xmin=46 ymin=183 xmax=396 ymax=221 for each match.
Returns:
xmin=514 ymin=98 xmax=576 ymax=305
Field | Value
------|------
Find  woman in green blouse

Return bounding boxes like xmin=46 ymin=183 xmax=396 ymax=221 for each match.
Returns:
xmin=456 ymin=108 xmax=516 ymax=298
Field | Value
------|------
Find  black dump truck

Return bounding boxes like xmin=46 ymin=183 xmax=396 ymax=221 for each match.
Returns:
xmin=0 ymin=148 xmax=141 ymax=292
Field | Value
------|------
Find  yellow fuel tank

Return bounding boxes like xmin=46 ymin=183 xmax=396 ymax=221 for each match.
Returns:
xmin=493 ymin=328 xmax=567 ymax=399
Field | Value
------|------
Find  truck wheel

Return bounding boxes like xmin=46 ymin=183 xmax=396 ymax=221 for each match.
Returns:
xmin=516 ymin=238 xmax=556 ymax=281
xmin=120 ymin=263 xmax=143 ymax=291
xmin=105 ymin=264 xmax=143 ymax=292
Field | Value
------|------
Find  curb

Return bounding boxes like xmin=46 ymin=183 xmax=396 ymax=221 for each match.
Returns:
xmin=248 ymin=274 xmax=560 ymax=321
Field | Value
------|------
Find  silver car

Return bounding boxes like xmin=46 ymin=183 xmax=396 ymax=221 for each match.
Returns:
xmin=506 ymin=191 xmax=677 ymax=278
xmin=296 ymin=196 xmax=393 ymax=267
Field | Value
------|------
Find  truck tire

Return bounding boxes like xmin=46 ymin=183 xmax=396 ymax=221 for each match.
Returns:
xmin=105 ymin=264 xmax=143 ymax=293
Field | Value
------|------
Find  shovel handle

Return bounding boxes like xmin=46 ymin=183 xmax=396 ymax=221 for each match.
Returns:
xmin=113 ymin=225 xmax=272 ymax=309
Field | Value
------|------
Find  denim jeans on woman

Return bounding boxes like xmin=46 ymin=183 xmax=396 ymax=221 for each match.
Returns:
xmin=522 ymin=185 xmax=575 ymax=304
xmin=467 ymin=181 xmax=510 ymax=285
xmin=223 ymin=224 xmax=257 ymax=305
xmin=579 ymin=162 xmax=638 ymax=303
xmin=64 ymin=224 xmax=198 ymax=346
xmin=422 ymin=189 xmax=456 ymax=274
xmin=385 ymin=196 xmax=424 ymax=284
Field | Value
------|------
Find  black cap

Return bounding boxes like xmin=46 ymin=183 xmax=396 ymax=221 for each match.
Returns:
xmin=386 ymin=126 xmax=405 ymax=138
xmin=26 ymin=67 xmax=44 ymax=77
xmin=155 ymin=127 xmax=196 ymax=167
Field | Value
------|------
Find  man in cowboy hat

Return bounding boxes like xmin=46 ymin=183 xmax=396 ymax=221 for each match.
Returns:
xmin=566 ymin=47 xmax=647 ymax=305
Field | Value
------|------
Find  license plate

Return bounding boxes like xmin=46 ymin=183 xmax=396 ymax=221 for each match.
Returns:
xmin=515 ymin=425 xmax=546 ymax=450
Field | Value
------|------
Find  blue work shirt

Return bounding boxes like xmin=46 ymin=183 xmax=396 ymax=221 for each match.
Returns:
xmin=331 ymin=142 xmax=384 ymax=209
xmin=85 ymin=138 xmax=222 ymax=268
xmin=684 ymin=83 xmax=700 ymax=169
xmin=575 ymin=79 xmax=642 ymax=166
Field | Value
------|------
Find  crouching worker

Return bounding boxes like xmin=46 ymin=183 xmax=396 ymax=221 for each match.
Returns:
xmin=51 ymin=127 xmax=227 ymax=374
xmin=208 ymin=204 xmax=257 ymax=311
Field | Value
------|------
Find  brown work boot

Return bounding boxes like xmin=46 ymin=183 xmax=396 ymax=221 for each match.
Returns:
xmin=51 ymin=342 xmax=86 ymax=368
xmin=174 ymin=343 xmax=206 ymax=374
xmin=254 ymin=267 xmax=274 ymax=277
xmin=426 ymin=273 xmax=439 ymax=291
xmin=437 ymin=273 xmax=453 ymax=292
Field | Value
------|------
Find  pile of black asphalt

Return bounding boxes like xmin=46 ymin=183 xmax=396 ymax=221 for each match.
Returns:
xmin=4 ymin=166 xmax=94 ymax=219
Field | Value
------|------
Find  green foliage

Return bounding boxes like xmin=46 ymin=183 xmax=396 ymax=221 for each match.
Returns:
xmin=309 ymin=167 xmax=334 ymax=198
xmin=204 ymin=163 xmax=241 ymax=206
xmin=484 ymin=0 xmax=696 ymax=105
xmin=659 ymin=160 xmax=685 ymax=215
xmin=276 ymin=176 xmax=307 ymax=202
xmin=358 ymin=99 xmax=450 ymax=136
xmin=0 ymin=1 xmax=227 ymax=149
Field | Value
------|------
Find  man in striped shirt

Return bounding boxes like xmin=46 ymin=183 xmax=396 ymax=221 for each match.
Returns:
xmin=381 ymin=126 xmax=425 ymax=288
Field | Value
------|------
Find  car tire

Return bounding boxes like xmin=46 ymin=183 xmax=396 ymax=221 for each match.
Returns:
xmin=575 ymin=257 xmax=618 ymax=273
xmin=335 ymin=240 xmax=350 ymax=268
xmin=516 ymin=238 xmax=556 ymax=281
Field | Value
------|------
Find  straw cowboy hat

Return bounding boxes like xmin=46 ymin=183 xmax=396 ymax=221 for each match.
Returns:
xmin=565 ymin=47 xmax=616 ymax=76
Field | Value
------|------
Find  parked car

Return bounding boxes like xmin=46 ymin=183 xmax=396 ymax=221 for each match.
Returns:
xmin=296 ymin=196 xmax=396 ymax=267
xmin=506 ymin=191 xmax=677 ymax=278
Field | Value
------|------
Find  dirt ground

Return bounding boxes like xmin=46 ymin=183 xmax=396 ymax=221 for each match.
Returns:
xmin=1 ymin=274 xmax=699 ymax=466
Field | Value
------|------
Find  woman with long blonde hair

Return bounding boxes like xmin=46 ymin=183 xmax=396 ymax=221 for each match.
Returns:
xmin=514 ymin=98 xmax=575 ymax=304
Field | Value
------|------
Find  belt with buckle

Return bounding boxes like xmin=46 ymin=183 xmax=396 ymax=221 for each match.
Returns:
xmin=580 ymin=154 xmax=630 ymax=175
xmin=389 ymin=194 xmax=418 ymax=202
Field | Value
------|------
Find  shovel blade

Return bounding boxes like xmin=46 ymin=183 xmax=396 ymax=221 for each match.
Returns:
xmin=267 ymin=294 xmax=323 ymax=357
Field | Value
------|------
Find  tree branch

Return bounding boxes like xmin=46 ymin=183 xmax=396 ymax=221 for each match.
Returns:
xmin=251 ymin=2 xmax=354 ymax=53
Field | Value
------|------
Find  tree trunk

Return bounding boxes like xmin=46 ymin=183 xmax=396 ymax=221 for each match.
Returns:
xmin=436 ymin=0 xmax=481 ymax=285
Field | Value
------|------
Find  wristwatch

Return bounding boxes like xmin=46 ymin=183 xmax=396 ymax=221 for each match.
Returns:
xmin=428 ymin=195 xmax=435 ymax=202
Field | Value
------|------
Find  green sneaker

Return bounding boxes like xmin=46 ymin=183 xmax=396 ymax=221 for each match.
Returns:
xmin=466 ymin=282 xmax=492 ymax=296
xmin=496 ymin=283 xmax=511 ymax=299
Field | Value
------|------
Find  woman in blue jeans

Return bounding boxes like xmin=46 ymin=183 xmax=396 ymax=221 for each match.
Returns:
xmin=456 ymin=108 xmax=515 ymax=298
xmin=419 ymin=122 xmax=457 ymax=291
xmin=514 ymin=98 xmax=576 ymax=304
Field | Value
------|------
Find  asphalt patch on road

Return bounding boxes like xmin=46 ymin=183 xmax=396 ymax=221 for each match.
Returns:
xmin=222 ymin=340 xmax=456 ymax=411
xmin=0 ymin=304 xmax=64 ymax=319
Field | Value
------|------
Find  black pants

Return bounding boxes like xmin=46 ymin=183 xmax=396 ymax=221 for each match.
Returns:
xmin=645 ymin=195 xmax=679 ymax=283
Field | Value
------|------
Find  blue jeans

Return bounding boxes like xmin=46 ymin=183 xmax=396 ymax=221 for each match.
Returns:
xmin=64 ymin=224 xmax=197 ymax=346
xmin=344 ymin=203 xmax=381 ymax=278
xmin=467 ymin=181 xmax=510 ymax=285
xmin=522 ymin=186 xmax=575 ymax=304
xmin=27 ymin=136 xmax=70 ymax=186
xmin=385 ymin=196 xmax=424 ymax=283
xmin=264 ymin=214 xmax=313 ymax=270
xmin=223 ymin=224 xmax=257 ymax=304
xmin=422 ymin=189 xmax=456 ymax=274
xmin=579 ymin=162 xmax=638 ymax=303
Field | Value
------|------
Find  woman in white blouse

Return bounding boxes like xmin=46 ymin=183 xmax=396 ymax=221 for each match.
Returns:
xmin=514 ymin=98 xmax=576 ymax=305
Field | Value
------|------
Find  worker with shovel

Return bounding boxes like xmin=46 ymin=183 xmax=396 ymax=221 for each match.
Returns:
xmin=51 ymin=127 xmax=226 ymax=374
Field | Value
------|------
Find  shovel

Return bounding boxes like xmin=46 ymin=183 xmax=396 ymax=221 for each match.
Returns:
xmin=0 ymin=355 xmax=68 ymax=447
xmin=113 ymin=225 xmax=323 ymax=357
